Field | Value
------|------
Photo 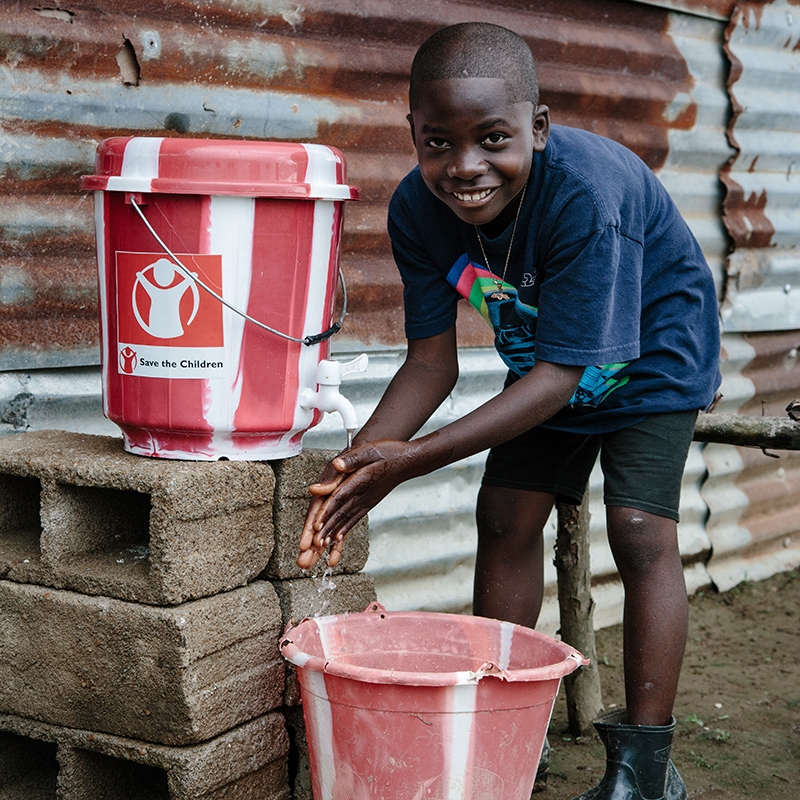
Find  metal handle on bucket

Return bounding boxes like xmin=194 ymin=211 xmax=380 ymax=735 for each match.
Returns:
xmin=128 ymin=195 xmax=346 ymax=347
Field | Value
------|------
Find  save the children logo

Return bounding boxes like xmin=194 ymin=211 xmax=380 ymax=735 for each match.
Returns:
xmin=132 ymin=258 xmax=201 ymax=339
xmin=115 ymin=251 xmax=227 ymax=379
xmin=119 ymin=346 xmax=138 ymax=374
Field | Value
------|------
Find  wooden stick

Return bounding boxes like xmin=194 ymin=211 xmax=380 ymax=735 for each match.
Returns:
xmin=555 ymin=492 xmax=604 ymax=737
xmin=694 ymin=413 xmax=800 ymax=450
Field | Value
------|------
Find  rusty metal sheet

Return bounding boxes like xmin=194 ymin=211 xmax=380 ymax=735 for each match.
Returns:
xmin=703 ymin=440 xmax=800 ymax=590
xmin=702 ymin=329 xmax=800 ymax=590
xmin=632 ymin=0 xmax=739 ymax=20
xmin=707 ymin=0 xmax=800 ymax=604
xmin=2 ymin=0 xmax=723 ymax=368
xmin=720 ymin=0 xmax=800 ymax=332
xmin=657 ymin=11 xmax=737 ymax=300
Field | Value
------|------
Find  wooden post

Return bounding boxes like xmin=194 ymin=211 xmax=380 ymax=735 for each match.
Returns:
xmin=555 ymin=492 xmax=604 ymax=737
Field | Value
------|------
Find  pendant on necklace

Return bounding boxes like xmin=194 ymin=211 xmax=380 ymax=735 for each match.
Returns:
xmin=490 ymin=281 xmax=510 ymax=301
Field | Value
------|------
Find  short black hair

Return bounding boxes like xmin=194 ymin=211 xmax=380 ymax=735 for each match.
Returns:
xmin=409 ymin=22 xmax=538 ymax=110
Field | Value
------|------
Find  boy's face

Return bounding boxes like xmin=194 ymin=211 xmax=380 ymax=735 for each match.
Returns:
xmin=408 ymin=77 xmax=549 ymax=227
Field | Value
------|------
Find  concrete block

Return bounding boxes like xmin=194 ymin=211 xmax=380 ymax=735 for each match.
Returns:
xmin=272 ymin=572 xmax=377 ymax=626
xmin=284 ymin=706 xmax=312 ymax=800
xmin=272 ymin=573 xmax=377 ymax=706
xmin=0 ymin=430 xmax=275 ymax=605
xmin=0 ymin=579 xmax=284 ymax=746
xmin=0 ymin=712 xmax=290 ymax=800
xmin=0 ymin=728 xmax=59 ymax=797
xmin=264 ymin=449 xmax=369 ymax=579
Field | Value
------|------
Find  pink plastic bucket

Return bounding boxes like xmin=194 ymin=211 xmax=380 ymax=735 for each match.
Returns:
xmin=81 ymin=137 xmax=359 ymax=460
xmin=280 ymin=603 xmax=587 ymax=800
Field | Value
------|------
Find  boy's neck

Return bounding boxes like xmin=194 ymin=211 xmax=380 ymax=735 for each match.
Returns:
xmin=477 ymin=181 xmax=528 ymax=239
xmin=478 ymin=213 xmax=513 ymax=240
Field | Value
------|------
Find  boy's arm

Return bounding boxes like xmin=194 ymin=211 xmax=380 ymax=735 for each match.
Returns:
xmin=353 ymin=326 xmax=460 ymax=445
xmin=299 ymin=355 xmax=584 ymax=567
xmin=297 ymin=327 xmax=459 ymax=569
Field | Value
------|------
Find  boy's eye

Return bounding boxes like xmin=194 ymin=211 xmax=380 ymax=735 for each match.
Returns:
xmin=483 ymin=132 xmax=507 ymax=146
xmin=425 ymin=138 xmax=450 ymax=150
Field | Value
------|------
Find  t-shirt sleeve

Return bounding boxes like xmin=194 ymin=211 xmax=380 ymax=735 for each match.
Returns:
xmin=388 ymin=187 xmax=460 ymax=340
xmin=534 ymin=220 xmax=643 ymax=366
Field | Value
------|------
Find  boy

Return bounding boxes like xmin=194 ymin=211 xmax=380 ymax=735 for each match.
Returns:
xmin=298 ymin=22 xmax=720 ymax=800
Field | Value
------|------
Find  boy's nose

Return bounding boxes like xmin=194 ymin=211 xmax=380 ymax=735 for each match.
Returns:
xmin=447 ymin=149 xmax=488 ymax=180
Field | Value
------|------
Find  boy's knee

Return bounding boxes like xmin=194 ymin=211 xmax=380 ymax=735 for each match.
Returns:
xmin=477 ymin=504 xmax=544 ymax=543
xmin=477 ymin=486 xmax=553 ymax=544
xmin=606 ymin=506 xmax=679 ymax=573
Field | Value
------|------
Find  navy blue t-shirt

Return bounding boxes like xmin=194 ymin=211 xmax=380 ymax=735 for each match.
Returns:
xmin=388 ymin=125 xmax=721 ymax=434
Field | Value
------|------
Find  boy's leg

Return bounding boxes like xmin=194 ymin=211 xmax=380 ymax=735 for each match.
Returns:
xmin=474 ymin=420 xmax=600 ymax=628
xmin=600 ymin=410 xmax=697 ymax=726
xmin=568 ymin=412 xmax=696 ymax=800
xmin=605 ymin=506 xmax=688 ymax=726
xmin=473 ymin=485 xmax=555 ymax=628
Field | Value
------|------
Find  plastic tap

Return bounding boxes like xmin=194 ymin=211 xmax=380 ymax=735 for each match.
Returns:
xmin=300 ymin=354 xmax=369 ymax=436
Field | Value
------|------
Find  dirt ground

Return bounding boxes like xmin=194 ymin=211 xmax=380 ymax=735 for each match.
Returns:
xmin=544 ymin=568 xmax=800 ymax=799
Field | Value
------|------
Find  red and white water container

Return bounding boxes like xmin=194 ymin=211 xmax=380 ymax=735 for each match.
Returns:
xmin=82 ymin=137 xmax=360 ymax=460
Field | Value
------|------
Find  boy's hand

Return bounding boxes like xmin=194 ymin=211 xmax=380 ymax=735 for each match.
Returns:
xmin=297 ymin=458 xmax=347 ymax=570
xmin=296 ymin=439 xmax=422 ymax=569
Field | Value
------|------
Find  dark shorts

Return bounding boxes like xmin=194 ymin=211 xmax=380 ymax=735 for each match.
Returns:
xmin=481 ymin=410 xmax=699 ymax=522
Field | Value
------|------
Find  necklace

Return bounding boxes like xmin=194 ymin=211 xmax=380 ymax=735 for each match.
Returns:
xmin=474 ymin=180 xmax=528 ymax=301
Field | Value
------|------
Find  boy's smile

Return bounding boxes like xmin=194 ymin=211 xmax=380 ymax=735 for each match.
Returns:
xmin=408 ymin=77 xmax=549 ymax=228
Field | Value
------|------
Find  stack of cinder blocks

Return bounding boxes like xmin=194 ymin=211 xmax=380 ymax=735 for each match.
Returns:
xmin=0 ymin=430 xmax=376 ymax=799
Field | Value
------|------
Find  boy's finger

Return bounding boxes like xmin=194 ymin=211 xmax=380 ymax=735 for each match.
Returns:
xmin=308 ymin=472 xmax=345 ymax=496
xmin=298 ymin=515 xmax=315 ymax=551
xmin=327 ymin=536 xmax=346 ymax=567
xmin=324 ymin=447 xmax=384 ymax=479
xmin=299 ymin=495 xmax=326 ymax=549
xmin=297 ymin=529 xmax=318 ymax=560
xmin=296 ymin=547 xmax=321 ymax=570
xmin=312 ymin=483 xmax=366 ymax=537
xmin=313 ymin=528 xmax=331 ymax=550
xmin=297 ymin=492 xmax=333 ymax=568
xmin=311 ymin=487 xmax=350 ymax=532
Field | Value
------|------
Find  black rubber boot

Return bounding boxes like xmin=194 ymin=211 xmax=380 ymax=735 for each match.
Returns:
xmin=570 ymin=709 xmax=687 ymax=800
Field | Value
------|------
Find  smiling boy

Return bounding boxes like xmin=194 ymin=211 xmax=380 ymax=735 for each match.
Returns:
xmin=298 ymin=22 xmax=720 ymax=800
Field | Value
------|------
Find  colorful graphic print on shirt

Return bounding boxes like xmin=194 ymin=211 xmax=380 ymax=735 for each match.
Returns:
xmin=446 ymin=254 xmax=630 ymax=407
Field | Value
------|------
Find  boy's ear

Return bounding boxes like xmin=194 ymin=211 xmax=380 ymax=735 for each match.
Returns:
xmin=532 ymin=105 xmax=550 ymax=152
xmin=406 ymin=112 xmax=417 ymax=146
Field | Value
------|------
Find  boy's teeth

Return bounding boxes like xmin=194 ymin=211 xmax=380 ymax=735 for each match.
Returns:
xmin=453 ymin=189 xmax=492 ymax=202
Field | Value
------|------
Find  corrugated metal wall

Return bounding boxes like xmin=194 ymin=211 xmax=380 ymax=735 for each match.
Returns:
xmin=703 ymin=0 xmax=800 ymax=591
xmin=2 ymin=0 xmax=799 ymax=629
xmin=0 ymin=0 xmax=741 ymax=366
xmin=721 ymin=0 xmax=800 ymax=332
xmin=640 ymin=0 xmax=736 ymax=19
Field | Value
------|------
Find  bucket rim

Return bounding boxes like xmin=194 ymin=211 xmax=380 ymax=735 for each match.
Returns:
xmin=279 ymin=605 xmax=588 ymax=687
xmin=79 ymin=136 xmax=360 ymax=200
